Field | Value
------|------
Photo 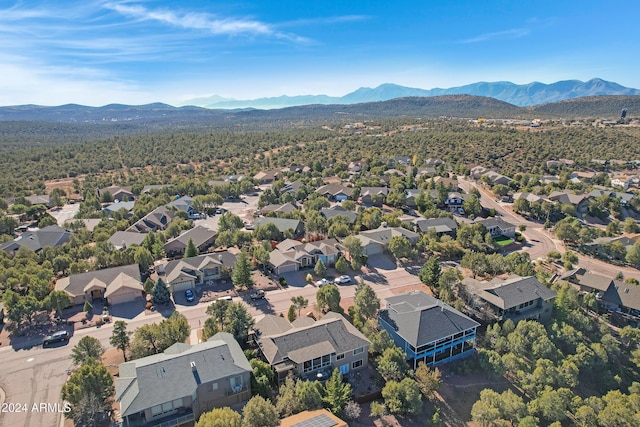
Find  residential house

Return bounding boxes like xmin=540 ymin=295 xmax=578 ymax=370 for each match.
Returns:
xmin=378 ymin=291 xmax=480 ymax=369
xmin=282 ymin=180 xmax=304 ymax=195
xmin=254 ymin=312 xmax=370 ymax=382
xmin=261 ymin=203 xmax=298 ymax=215
xmin=541 ymin=176 xmax=560 ymax=185
xmin=348 ymin=225 xmax=419 ymax=256
xmin=160 ymin=250 xmax=238 ymax=292
xmin=127 ymin=206 xmax=175 ymax=233
xmin=166 ymin=196 xmax=202 ymax=219
xmin=103 ymin=201 xmax=136 ymax=216
xmin=560 ymin=269 xmax=640 ymax=326
xmin=431 ymin=177 xmax=459 ymax=191
xmin=253 ymin=217 xmax=304 ymax=237
xmin=348 ymin=161 xmax=365 ymax=174
xmin=404 ymin=189 xmax=421 ymax=208
xmin=97 ymin=185 xmax=134 ymax=202
xmin=25 ymin=194 xmax=52 ymax=208
xmin=444 ymin=192 xmax=468 ymax=211
xmin=142 ymin=184 xmax=171 ymax=194
xmin=547 ymin=190 xmax=590 ymax=214
xmin=360 ymin=187 xmax=389 ymax=205
xmin=512 ymin=192 xmax=549 ymax=204
xmin=108 ymin=231 xmax=147 ymax=250
xmin=280 ymin=409 xmax=347 ymax=427
xmin=476 ymin=218 xmax=516 ymax=238
xmin=163 ymin=226 xmax=217 ymax=258
xmin=116 ymin=332 xmax=252 ymax=427
xmin=268 ymin=238 xmax=344 ymax=275
xmin=319 ymin=206 xmax=358 ymax=224
xmin=462 ymin=275 xmax=557 ymax=323
xmin=253 ymin=169 xmax=281 ymax=184
xmin=0 ymin=225 xmax=71 ymax=254
xmin=315 ymin=184 xmax=354 ymax=202
xmin=413 ymin=217 xmax=458 ymax=237
xmin=54 ymin=264 xmax=143 ymax=306
xmin=415 ymin=167 xmax=437 ymax=179
xmin=483 ymin=171 xmax=512 ymax=186
xmin=581 ymin=236 xmax=637 ymax=258
xmin=390 ymin=156 xmax=411 ymax=166
xmin=588 ymin=189 xmax=636 ymax=206
xmin=425 ymin=158 xmax=444 ymax=167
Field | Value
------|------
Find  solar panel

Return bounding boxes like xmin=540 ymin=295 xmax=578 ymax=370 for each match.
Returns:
xmin=291 ymin=413 xmax=338 ymax=427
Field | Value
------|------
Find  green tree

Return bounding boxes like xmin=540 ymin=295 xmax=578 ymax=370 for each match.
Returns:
xmin=242 ymin=395 xmax=278 ymax=427
xmin=335 ymin=256 xmax=349 ymax=274
xmin=463 ymin=195 xmax=482 ymax=217
xmin=72 ymin=391 xmax=106 ymax=427
xmin=71 ymin=336 xmax=105 ymax=366
xmin=419 ymin=256 xmax=441 ymax=288
xmin=110 ymin=320 xmax=131 ymax=361
xmin=196 ymin=407 xmax=242 ymax=427
xmin=232 ymin=251 xmax=254 ymax=289
xmin=201 ymin=317 xmax=220 ymax=341
xmin=296 ymin=379 xmax=324 ymax=412
xmin=388 ymin=236 xmax=413 ymax=259
xmin=224 ymin=302 xmax=255 ymax=344
xmin=143 ymin=277 xmax=155 ymax=294
xmin=314 ymin=258 xmax=327 ymax=278
xmin=185 ymin=237 xmax=199 ymax=258
xmin=323 ymin=368 xmax=352 ymax=414
xmin=43 ymin=290 xmax=70 ymax=318
xmin=471 ymin=389 xmax=501 ymax=427
xmin=316 ymin=284 xmax=341 ymax=313
xmin=354 ymin=280 xmax=379 ymax=319
xmin=7 ymin=295 xmax=40 ymax=325
xmin=626 ymin=242 xmax=640 ymax=268
xmin=368 ymin=328 xmax=395 ymax=356
xmin=343 ymin=235 xmax=365 ymax=270
xmin=61 ymin=363 xmax=114 ymax=421
xmin=250 ymin=358 xmax=274 ymax=399
xmin=134 ymin=246 xmax=154 ymax=272
xmin=275 ymin=377 xmax=300 ymax=417
xmin=287 ymin=304 xmax=297 ymax=322
xmin=291 ymin=295 xmax=309 ymax=317
xmin=377 ymin=346 xmax=410 ymax=382
xmin=83 ymin=300 xmax=93 ymax=314
xmin=152 ymin=278 xmax=171 ymax=304
xmin=381 ymin=378 xmax=422 ymax=415
xmin=414 ymin=362 xmax=441 ymax=400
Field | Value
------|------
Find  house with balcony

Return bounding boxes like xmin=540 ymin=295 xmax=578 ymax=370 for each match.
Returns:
xmin=116 ymin=332 xmax=251 ymax=427
xmin=127 ymin=206 xmax=175 ymax=233
xmin=254 ymin=312 xmax=370 ymax=383
xmin=461 ymin=275 xmax=556 ymax=323
xmin=378 ymin=291 xmax=479 ymax=369
xmin=160 ymin=250 xmax=238 ymax=293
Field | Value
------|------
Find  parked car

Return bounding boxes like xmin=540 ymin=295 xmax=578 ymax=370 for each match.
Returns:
xmin=250 ymin=290 xmax=266 ymax=300
xmin=185 ymin=289 xmax=195 ymax=302
xmin=43 ymin=330 xmax=70 ymax=346
xmin=216 ymin=296 xmax=233 ymax=303
xmin=334 ymin=275 xmax=352 ymax=284
xmin=316 ymin=278 xmax=330 ymax=287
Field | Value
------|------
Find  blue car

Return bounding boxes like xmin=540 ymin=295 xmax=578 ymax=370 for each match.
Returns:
xmin=185 ymin=289 xmax=195 ymax=302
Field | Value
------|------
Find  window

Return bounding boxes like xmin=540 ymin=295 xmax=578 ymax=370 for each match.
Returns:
xmin=352 ymin=359 xmax=363 ymax=369
xmin=303 ymin=354 xmax=332 ymax=373
xmin=230 ymin=375 xmax=243 ymax=391
xmin=336 ymin=353 xmax=345 ymax=360
xmin=209 ymin=382 xmax=218 ymax=392
xmin=353 ymin=347 xmax=364 ymax=355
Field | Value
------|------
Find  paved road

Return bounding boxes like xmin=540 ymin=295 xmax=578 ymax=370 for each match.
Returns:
xmin=458 ymin=177 xmax=640 ymax=281
xmin=0 ymin=256 xmax=419 ymax=427
xmin=48 ymin=203 xmax=80 ymax=226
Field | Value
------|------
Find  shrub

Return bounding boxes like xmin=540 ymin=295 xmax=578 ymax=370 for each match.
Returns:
xmin=145 ymin=301 xmax=153 ymax=310
xmin=279 ymin=277 xmax=288 ymax=287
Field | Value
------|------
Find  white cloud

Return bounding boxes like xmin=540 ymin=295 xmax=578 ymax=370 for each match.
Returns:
xmin=457 ymin=28 xmax=529 ymax=44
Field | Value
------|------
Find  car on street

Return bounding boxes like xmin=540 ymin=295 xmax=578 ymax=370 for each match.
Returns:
xmin=250 ymin=289 xmax=266 ymax=300
xmin=316 ymin=278 xmax=330 ymax=287
xmin=43 ymin=330 xmax=70 ymax=346
xmin=185 ymin=289 xmax=195 ymax=302
xmin=334 ymin=275 xmax=352 ymax=284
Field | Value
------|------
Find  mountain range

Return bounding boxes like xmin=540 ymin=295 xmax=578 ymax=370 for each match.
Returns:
xmin=181 ymin=78 xmax=640 ymax=109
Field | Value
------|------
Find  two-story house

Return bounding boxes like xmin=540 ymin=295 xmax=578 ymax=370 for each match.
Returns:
xmin=254 ymin=312 xmax=370 ymax=383
xmin=462 ymin=275 xmax=557 ymax=323
xmin=116 ymin=332 xmax=251 ymax=427
xmin=378 ymin=291 xmax=479 ymax=369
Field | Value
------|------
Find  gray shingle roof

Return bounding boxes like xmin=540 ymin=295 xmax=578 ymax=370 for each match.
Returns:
xmin=256 ymin=312 xmax=370 ymax=366
xmin=54 ymin=264 xmax=141 ymax=298
xmin=254 ymin=217 xmax=302 ymax=234
xmin=462 ymin=275 xmax=557 ymax=310
xmin=116 ymin=332 xmax=251 ymax=417
xmin=320 ymin=206 xmax=357 ymax=224
xmin=163 ymin=251 xmax=237 ymax=283
xmin=164 ymin=226 xmax=217 ymax=249
xmin=108 ymin=231 xmax=146 ymax=249
xmin=379 ymin=291 xmax=479 ymax=347
xmin=0 ymin=225 xmax=71 ymax=253
xmin=414 ymin=217 xmax=458 ymax=234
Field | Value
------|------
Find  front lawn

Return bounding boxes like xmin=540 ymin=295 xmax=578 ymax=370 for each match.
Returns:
xmin=494 ymin=235 xmax=514 ymax=246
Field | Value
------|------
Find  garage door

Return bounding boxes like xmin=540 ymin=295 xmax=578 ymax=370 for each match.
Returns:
xmin=364 ymin=243 xmax=383 ymax=256
xmin=108 ymin=290 xmax=142 ymax=305
xmin=277 ymin=263 xmax=298 ymax=274
xmin=172 ymin=279 xmax=195 ymax=292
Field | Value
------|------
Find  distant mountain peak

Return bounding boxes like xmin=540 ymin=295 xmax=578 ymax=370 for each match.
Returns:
xmin=178 ymin=78 xmax=640 ymax=109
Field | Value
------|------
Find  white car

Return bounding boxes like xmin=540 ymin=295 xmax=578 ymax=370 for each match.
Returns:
xmin=315 ymin=278 xmax=330 ymax=287
xmin=334 ymin=275 xmax=352 ymax=284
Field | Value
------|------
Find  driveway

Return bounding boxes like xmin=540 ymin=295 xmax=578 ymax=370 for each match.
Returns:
xmin=49 ymin=203 xmax=80 ymax=226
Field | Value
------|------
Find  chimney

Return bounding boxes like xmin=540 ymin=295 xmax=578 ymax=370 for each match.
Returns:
xmin=191 ymin=361 xmax=197 ymax=372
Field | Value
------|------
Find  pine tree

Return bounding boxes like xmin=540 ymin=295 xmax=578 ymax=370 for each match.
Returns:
xmin=232 ymin=251 xmax=254 ymax=289
xmin=152 ymin=278 xmax=171 ymax=304
xmin=314 ymin=259 xmax=327 ymax=278
xmin=287 ymin=305 xmax=297 ymax=322
xmin=185 ymin=238 xmax=199 ymax=258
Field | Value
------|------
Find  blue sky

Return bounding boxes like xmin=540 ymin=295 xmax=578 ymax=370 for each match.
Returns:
xmin=1 ymin=0 xmax=639 ymax=106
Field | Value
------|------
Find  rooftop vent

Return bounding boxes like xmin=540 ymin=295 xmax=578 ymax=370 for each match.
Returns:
xmin=190 ymin=361 xmax=197 ymax=371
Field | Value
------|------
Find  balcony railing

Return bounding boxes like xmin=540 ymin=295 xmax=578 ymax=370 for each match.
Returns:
xmin=226 ymin=384 xmax=249 ymax=396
